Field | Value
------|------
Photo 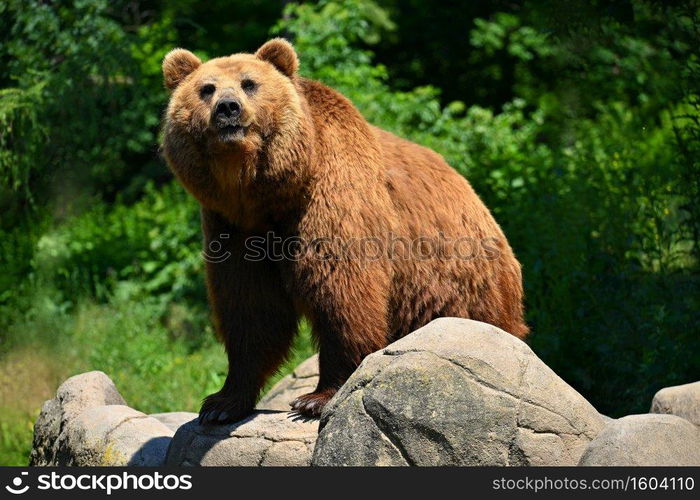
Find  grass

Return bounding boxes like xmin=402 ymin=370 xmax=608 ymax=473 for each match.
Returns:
xmin=0 ymin=290 xmax=314 ymax=466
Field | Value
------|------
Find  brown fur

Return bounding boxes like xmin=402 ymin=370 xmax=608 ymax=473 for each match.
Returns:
xmin=161 ymin=38 xmax=528 ymax=423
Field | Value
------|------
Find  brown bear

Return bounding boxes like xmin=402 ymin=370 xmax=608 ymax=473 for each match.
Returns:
xmin=161 ymin=38 xmax=528 ymax=423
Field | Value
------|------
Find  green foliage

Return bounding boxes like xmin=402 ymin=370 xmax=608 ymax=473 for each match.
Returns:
xmin=0 ymin=84 xmax=46 ymax=214
xmin=0 ymin=0 xmax=163 ymax=214
xmin=1 ymin=0 xmax=698 ymax=464
xmin=0 ymin=414 xmax=36 ymax=467
xmin=33 ymin=182 xmax=203 ymax=303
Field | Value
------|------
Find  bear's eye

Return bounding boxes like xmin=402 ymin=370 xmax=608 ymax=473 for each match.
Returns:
xmin=199 ymin=84 xmax=216 ymax=99
xmin=241 ymin=79 xmax=257 ymax=94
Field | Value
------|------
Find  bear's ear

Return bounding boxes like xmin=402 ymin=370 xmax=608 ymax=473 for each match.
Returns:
xmin=255 ymin=38 xmax=298 ymax=78
xmin=162 ymin=49 xmax=202 ymax=91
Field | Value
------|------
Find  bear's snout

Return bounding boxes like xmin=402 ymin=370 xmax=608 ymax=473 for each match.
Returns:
xmin=213 ymin=97 xmax=242 ymax=128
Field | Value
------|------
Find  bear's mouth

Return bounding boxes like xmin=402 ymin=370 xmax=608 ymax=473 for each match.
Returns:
xmin=217 ymin=124 xmax=245 ymax=142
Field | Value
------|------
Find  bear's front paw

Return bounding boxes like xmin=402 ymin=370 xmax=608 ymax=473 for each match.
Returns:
xmin=290 ymin=388 xmax=336 ymax=418
xmin=198 ymin=392 xmax=254 ymax=425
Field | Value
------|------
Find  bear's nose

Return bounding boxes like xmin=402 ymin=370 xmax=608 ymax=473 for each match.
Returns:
xmin=214 ymin=97 xmax=241 ymax=121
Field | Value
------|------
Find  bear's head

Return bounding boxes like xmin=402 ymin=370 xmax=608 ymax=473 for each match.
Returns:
xmin=161 ymin=39 xmax=309 ymax=221
xmin=162 ymin=38 xmax=301 ymax=147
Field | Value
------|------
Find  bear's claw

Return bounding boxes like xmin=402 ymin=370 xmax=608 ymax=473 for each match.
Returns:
xmin=290 ymin=389 xmax=335 ymax=418
xmin=198 ymin=393 xmax=253 ymax=425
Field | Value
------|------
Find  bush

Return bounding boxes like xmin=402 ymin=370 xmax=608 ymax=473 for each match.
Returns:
xmin=33 ymin=182 xmax=203 ymax=303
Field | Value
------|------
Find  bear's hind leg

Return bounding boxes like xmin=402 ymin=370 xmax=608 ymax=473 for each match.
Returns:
xmin=291 ymin=260 xmax=390 ymax=417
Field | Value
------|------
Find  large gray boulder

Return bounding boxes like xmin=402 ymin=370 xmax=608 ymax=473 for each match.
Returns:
xmin=165 ymin=411 xmax=318 ymax=466
xmin=257 ymin=355 xmax=319 ymax=411
xmin=579 ymin=414 xmax=700 ymax=466
xmin=30 ymin=371 xmax=174 ymax=466
xmin=312 ymin=318 xmax=606 ymax=466
xmin=650 ymin=381 xmax=700 ymax=426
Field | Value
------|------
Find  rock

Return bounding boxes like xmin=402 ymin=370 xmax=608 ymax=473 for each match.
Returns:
xmin=32 ymin=371 xmax=318 ymax=467
xmin=151 ymin=412 xmax=199 ymax=432
xmin=30 ymin=371 xmax=173 ymax=466
xmin=312 ymin=318 xmax=606 ymax=466
xmin=650 ymin=381 xmax=700 ymax=426
xmin=257 ymin=355 xmax=319 ymax=410
xmin=65 ymin=406 xmax=173 ymax=466
xmin=31 ymin=398 xmax=63 ymax=466
xmin=165 ymin=411 xmax=318 ymax=466
xmin=56 ymin=370 xmax=127 ymax=412
xmin=579 ymin=414 xmax=700 ymax=466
